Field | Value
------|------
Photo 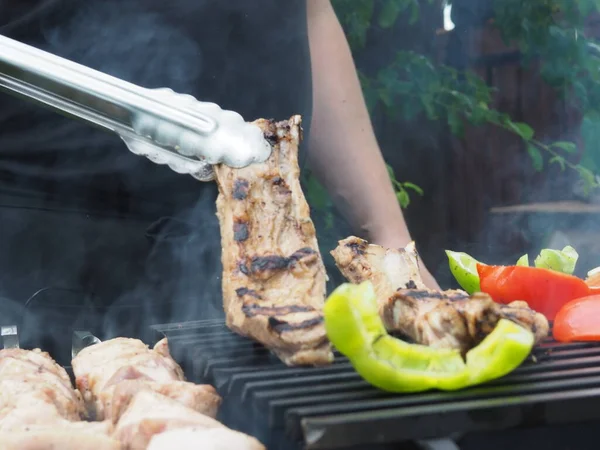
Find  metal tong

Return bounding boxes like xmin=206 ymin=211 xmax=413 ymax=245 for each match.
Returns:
xmin=0 ymin=35 xmax=271 ymax=181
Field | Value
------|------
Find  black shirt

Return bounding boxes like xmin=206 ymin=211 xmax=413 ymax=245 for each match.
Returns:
xmin=0 ymin=0 xmax=312 ymax=350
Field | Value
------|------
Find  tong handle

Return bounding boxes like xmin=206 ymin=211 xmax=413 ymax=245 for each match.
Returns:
xmin=0 ymin=35 xmax=214 ymax=136
xmin=0 ymin=35 xmax=271 ymax=180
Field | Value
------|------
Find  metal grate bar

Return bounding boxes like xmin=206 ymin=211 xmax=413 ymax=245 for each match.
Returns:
xmin=153 ymin=319 xmax=600 ymax=450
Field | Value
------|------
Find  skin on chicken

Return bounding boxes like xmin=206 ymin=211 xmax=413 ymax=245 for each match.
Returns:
xmin=72 ymin=337 xmax=188 ymax=419
xmin=0 ymin=421 xmax=119 ymax=450
xmin=102 ymin=379 xmax=221 ymax=423
xmin=147 ymin=427 xmax=266 ymax=450
xmin=113 ymin=390 xmax=264 ymax=450
xmin=0 ymin=349 xmax=85 ymax=428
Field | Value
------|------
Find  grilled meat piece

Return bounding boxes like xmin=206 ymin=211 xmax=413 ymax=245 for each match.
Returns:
xmin=0 ymin=349 xmax=85 ymax=427
xmin=0 ymin=422 xmax=119 ymax=450
xmin=114 ymin=390 xmax=265 ymax=450
xmin=72 ymin=338 xmax=214 ymax=420
xmin=331 ymin=237 xmax=549 ymax=352
xmin=73 ymin=337 xmax=221 ymax=422
xmin=103 ymin=379 xmax=221 ymax=423
xmin=147 ymin=427 xmax=266 ymax=450
xmin=331 ymin=236 xmax=426 ymax=308
xmin=383 ymin=289 xmax=549 ymax=353
xmin=214 ymin=116 xmax=333 ymax=366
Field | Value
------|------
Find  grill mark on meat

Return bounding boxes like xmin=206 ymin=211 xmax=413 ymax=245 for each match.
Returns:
xmin=268 ymin=316 xmax=324 ymax=333
xmin=346 ymin=241 xmax=366 ymax=255
xmin=248 ymin=247 xmax=317 ymax=277
xmin=241 ymin=304 xmax=315 ymax=317
xmin=271 ymin=176 xmax=292 ymax=195
xmin=473 ymin=309 xmax=495 ymax=342
xmin=232 ymin=179 xmax=250 ymax=200
xmin=405 ymin=289 xmax=469 ymax=301
xmin=233 ymin=220 xmax=249 ymax=242
xmin=406 ymin=280 xmax=417 ymax=289
xmin=238 ymin=262 xmax=250 ymax=276
xmin=250 ymin=255 xmax=289 ymax=273
xmin=235 ymin=288 xmax=262 ymax=299
xmin=264 ymin=130 xmax=278 ymax=145
xmin=289 ymin=247 xmax=317 ymax=261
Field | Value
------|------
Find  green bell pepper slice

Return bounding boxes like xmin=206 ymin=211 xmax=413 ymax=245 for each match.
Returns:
xmin=445 ymin=250 xmax=482 ymax=294
xmin=516 ymin=254 xmax=529 ymax=266
xmin=324 ymin=282 xmax=534 ymax=393
xmin=534 ymin=245 xmax=578 ymax=275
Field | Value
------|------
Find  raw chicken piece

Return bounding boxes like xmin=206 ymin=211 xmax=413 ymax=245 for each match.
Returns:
xmin=147 ymin=427 xmax=265 ymax=450
xmin=0 ymin=421 xmax=119 ymax=450
xmin=0 ymin=348 xmax=73 ymax=387
xmin=114 ymin=390 xmax=264 ymax=450
xmin=72 ymin=337 xmax=186 ymax=419
xmin=102 ymin=379 xmax=221 ymax=423
xmin=331 ymin=236 xmax=549 ymax=352
xmin=0 ymin=349 xmax=85 ymax=427
xmin=214 ymin=116 xmax=333 ymax=366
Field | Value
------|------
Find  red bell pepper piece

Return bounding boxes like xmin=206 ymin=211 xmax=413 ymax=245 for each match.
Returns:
xmin=477 ymin=264 xmax=591 ymax=320
xmin=553 ymin=295 xmax=600 ymax=342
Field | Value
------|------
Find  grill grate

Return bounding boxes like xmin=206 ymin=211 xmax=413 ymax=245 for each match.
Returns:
xmin=151 ymin=320 xmax=600 ymax=450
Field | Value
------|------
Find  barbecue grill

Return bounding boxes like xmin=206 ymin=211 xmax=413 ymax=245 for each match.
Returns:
xmin=4 ymin=305 xmax=600 ymax=450
xmin=143 ymin=319 xmax=600 ymax=450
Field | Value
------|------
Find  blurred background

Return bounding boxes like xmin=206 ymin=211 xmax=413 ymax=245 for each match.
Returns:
xmin=311 ymin=0 xmax=600 ymax=289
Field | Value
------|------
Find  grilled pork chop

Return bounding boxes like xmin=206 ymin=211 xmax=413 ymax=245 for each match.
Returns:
xmin=72 ymin=337 xmax=219 ymax=420
xmin=214 ymin=116 xmax=333 ymax=366
xmin=114 ymin=390 xmax=265 ymax=450
xmin=383 ymin=289 xmax=549 ymax=352
xmin=331 ymin=236 xmax=549 ymax=352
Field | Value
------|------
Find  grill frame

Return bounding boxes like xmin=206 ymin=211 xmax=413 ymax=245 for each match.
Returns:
xmin=151 ymin=319 xmax=600 ymax=450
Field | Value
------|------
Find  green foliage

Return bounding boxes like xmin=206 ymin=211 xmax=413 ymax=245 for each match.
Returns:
xmin=304 ymin=0 xmax=600 ymax=228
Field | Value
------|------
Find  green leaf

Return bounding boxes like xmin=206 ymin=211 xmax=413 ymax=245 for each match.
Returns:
xmin=527 ymin=144 xmax=544 ymax=171
xmin=549 ymin=156 xmax=566 ymax=171
xmin=447 ymin=111 xmax=465 ymax=137
xmin=304 ymin=174 xmax=329 ymax=211
xmin=396 ymin=190 xmax=410 ymax=208
xmin=551 ymin=141 xmax=577 ymax=153
xmin=386 ymin=163 xmax=397 ymax=181
xmin=378 ymin=0 xmax=404 ymax=28
xmin=378 ymin=88 xmax=394 ymax=108
xmin=408 ymin=1 xmax=420 ymax=24
xmin=403 ymin=182 xmax=424 ymax=195
xmin=324 ymin=211 xmax=335 ymax=230
xmin=510 ymin=122 xmax=535 ymax=140
xmin=577 ymin=166 xmax=599 ymax=195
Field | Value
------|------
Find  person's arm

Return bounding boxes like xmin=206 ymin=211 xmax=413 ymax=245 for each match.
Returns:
xmin=306 ymin=0 xmax=439 ymax=289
